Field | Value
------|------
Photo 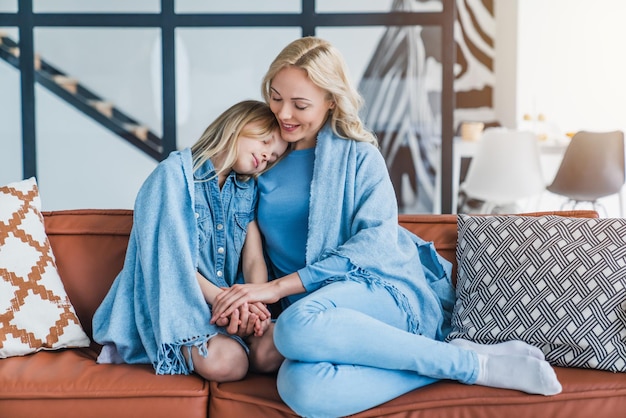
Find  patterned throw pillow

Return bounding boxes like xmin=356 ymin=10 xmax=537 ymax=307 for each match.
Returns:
xmin=0 ymin=178 xmax=90 ymax=358
xmin=448 ymin=214 xmax=626 ymax=372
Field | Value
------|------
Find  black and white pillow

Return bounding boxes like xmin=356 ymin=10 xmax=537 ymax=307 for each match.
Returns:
xmin=447 ymin=214 xmax=626 ymax=372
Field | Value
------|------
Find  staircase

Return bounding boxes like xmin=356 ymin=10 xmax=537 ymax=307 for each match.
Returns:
xmin=0 ymin=33 xmax=163 ymax=161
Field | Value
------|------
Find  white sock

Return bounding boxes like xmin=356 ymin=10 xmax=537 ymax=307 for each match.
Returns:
xmin=449 ymin=338 xmax=545 ymax=360
xmin=475 ymin=353 xmax=562 ymax=396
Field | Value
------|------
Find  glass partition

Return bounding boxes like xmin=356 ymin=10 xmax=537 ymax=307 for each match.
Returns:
xmin=176 ymin=0 xmax=300 ymax=14
xmin=33 ymin=0 xmax=159 ymax=13
xmin=316 ymin=0 xmax=442 ymax=13
xmin=176 ymin=27 xmax=300 ymax=148
xmin=0 ymin=0 xmax=17 ymax=12
xmin=319 ymin=25 xmax=443 ymax=214
xmin=7 ymin=0 xmax=457 ymax=212
xmin=0 ymin=26 xmax=22 ymax=185
xmin=35 ymin=27 xmax=161 ymax=136
xmin=34 ymin=28 xmax=160 ymax=210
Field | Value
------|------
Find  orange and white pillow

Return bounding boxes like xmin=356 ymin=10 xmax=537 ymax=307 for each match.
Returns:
xmin=0 ymin=177 xmax=89 ymax=358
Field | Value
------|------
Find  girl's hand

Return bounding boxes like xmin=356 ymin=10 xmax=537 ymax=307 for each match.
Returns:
xmin=254 ymin=316 xmax=272 ymax=337
xmin=249 ymin=301 xmax=272 ymax=322
xmin=216 ymin=302 xmax=271 ymax=338
xmin=225 ymin=304 xmax=258 ymax=338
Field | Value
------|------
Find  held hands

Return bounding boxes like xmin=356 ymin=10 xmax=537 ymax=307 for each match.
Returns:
xmin=214 ymin=300 xmax=272 ymax=338
xmin=211 ymin=282 xmax=281 ymax=327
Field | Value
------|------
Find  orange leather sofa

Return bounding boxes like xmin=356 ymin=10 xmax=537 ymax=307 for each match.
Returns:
xmin=1 ymin=209 xmax=624 ymax=418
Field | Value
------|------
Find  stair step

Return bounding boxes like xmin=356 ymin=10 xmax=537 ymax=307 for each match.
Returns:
xmin=124 ymin=124 xmax=149 ymax=141
xmin=53 ymin=75 xmax=78 ymax=94
xmin=4 ymin=46 xmax=41 ymax=70
xmin=0 ymin=33 xmax=161 ymax=160
xmin=88 ymin=100 xmax=113 ymax=118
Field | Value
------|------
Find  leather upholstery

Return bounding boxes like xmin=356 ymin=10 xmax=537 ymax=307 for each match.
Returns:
xmin=2 ymin=209 xmax=623 ymax=418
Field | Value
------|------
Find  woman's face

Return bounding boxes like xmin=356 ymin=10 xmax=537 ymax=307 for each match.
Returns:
xmin=232 ymin=124 xmax=287 ymax=176
xmin=268 ymin=66 xmax=334 ymax=150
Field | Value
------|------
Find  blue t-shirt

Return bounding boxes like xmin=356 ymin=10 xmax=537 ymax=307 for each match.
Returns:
xmin=257 ymin=147 xmax=351 ymax=306
xmin=257 ymin=148 xmax=313 ymax=279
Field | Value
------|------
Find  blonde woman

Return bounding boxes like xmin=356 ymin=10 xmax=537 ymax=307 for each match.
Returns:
xmin=93 ymin=100 xmax=287 ymax=382
xmin=212 ymin=38 xmax=561 ymax=416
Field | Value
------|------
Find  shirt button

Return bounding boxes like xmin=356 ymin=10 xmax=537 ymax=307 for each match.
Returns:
xmin=216 ymin=270 xmax=223 ymax=277
xmin=195 ymin=212 xmax=199 ymax=219
xmin=216 ymin=224 xmax=223 ymax=230
xmin=217 ymin=247 xmax=224 ymax=254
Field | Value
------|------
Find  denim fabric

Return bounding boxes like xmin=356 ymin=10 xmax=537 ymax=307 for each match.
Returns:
xmin=93 ymin=150 xmax=256 ymax=374
xmin=194 ymin=160 xmax=256 ymax=288
xmin=274 ymin=280 xmax=479 ymax=418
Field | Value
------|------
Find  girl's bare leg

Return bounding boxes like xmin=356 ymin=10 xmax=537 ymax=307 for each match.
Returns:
xmin=247 ymin=322 xmax=284 ymax=373
xmin=185 ymin=334 xmax=249 ymax=382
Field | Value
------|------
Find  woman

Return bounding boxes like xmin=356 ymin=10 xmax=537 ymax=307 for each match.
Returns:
xmin=93 ymin=100 xmax=287 ymax=382
xmin=212 ymin=38 xmax=561 ymax=417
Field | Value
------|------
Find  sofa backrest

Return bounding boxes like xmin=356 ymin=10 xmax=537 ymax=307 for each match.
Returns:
xmin=44 ymin=210 xmax=133 ymax=339
xmin=397 ymin=210 xmax=599 ymax=288
xmin=43 ymin=209 xmax=598 ymax=341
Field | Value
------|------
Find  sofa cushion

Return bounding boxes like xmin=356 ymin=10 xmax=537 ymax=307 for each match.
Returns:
xmin=0 ymin=178 xmax=89 ymax=358
xmin=0 ymin=347 xmax=209 ymax=418
xmin=448 ymin=214 xmax=626 ymax=372
xmin=210 ymin=367 xmax=626 ymax=418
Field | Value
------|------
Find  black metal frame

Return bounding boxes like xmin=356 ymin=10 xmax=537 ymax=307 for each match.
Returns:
xmin=0 ymin=0 xmax=456 ymax=213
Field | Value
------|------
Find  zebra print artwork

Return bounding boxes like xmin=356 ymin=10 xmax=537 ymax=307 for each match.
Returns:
xmin=359 ymin=0 xmax=495 ymax=213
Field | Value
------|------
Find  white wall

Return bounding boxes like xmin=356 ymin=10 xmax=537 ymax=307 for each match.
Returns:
xmin=495 ymin=0 xmax=626 ymax=135
xmin=493 ymin=0 xmax=518 ymax=129
xmin=494 ymin=0 xmax=626 ymax=217
xmin=516 ymin=0 xmax=626 ymax=135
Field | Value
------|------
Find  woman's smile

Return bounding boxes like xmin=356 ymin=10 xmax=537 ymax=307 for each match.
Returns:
xmin=269 ymin=66 xmax=334 ymax=149
xmin=280 ymin=122 xmax=299 ymax=133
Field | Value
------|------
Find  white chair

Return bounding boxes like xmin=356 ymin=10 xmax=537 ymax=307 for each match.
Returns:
xmin=459 ymin=129 xmax=545 ymax=214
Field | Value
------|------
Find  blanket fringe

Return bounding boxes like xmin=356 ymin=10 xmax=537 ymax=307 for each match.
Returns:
xmin=155 ymin=335 xmax=212 ymax=375
xmin=327 ymin=265 xmax=422 ymax=335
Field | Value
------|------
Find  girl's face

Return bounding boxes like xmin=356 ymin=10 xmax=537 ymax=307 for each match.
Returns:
xmin=268 ymin=66 xmax=335 ymax=150
xmin=232 ymin=124 xmax=287 ymax=176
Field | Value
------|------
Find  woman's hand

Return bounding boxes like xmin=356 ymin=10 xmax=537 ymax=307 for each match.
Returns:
xmin=210 ymin=282 xmax=281 ymax=325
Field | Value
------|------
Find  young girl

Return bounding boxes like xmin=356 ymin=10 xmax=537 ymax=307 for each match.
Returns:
xmin=93 ymin=100 xmax=288 ymax=382
xmin=211 ymin=38 xmax=562 ymax=416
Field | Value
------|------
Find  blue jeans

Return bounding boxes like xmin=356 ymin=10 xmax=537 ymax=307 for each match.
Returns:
xmin=274 ymin=280 xmax=478 ymax=418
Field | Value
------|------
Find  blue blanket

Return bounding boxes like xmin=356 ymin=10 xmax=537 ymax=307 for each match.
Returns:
xmin=307 ymin=124 xmax=456 ymax=339
xmin=93 ymin=149 xmax=216 ymax=374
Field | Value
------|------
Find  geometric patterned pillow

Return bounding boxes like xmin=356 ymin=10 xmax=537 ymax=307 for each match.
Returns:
xmin=447 ymin=214 xmax=626 ymax=373
xmin=0 ymin=177 xmax=90 ymax=358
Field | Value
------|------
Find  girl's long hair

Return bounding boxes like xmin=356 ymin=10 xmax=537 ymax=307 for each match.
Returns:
xmin=191 ymin=100 xmax=279 ymax=181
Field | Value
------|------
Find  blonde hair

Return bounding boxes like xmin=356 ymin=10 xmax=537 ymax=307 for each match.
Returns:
xmin=191 ymin=100 xmax=279 ymax=181
xmin=261 ymin=37 xmax=377 ymax=147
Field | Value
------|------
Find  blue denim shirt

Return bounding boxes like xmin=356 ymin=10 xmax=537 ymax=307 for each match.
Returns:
xmin=193 ymin=159 xmax=257 ymax=288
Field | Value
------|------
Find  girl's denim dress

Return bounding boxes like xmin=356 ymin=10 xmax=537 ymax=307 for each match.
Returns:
xmin=193 ymin=160 xmax=257 ymax=347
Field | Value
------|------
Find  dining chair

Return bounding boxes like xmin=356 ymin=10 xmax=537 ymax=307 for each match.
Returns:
xmin=459 ymin=128 xmax=545 ymax=214
xmin=546 ymin=130 xmax=625 ymax=217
